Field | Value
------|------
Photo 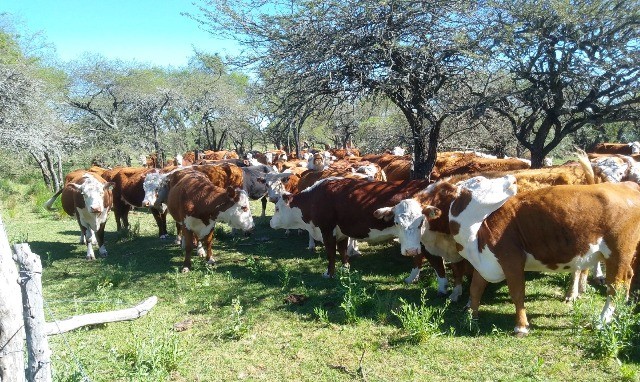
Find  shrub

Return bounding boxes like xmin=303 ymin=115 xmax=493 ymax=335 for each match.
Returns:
xmin=393 ymin=290 xmax=450 ymax=343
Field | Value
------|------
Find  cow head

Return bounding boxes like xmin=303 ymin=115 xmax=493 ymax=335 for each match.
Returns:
xmin=629 ymin=141 xmax=640 ymax=154
xmin=374 ymin=199 xmax=441 ymax=257
xmin=265 ymin=172 xmax=292 ymax=203
xmin=142 ymin=171 xmax=166 ymax=209
xmin=270 ymin=193 xmax=305 ymax=230
xmin=153 ymin=175 xmax=172 ymax=211
xmin=71 ymin=175 xmax=114 ymax=214
xmin=219 ymin=187 xmax=255 ymax=233
xmin=591 ymin=155 xmax=640 ymax=183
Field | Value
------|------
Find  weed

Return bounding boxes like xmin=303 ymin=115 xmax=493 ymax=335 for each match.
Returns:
xmin=314 ymin=306 xmax=330 ymax=324
xmin=459 ymin=308 xmax=481 ymax=336
xmin=279 ymin=263 xmax=292 ymax=290
xmin=338 ymin=268 xmax=374 ymax=324
xmin=392 ymin=290 xmax=450 ymax=343
xmin=115 ymin=327 xmax=185 ymax=379
xmin=245 ymin=255 xmax=264 ymax=275
xmin=573 ymin=288 xmax=640 ymax=361
xmin=220 ymin=296 xmax=248 ymax=340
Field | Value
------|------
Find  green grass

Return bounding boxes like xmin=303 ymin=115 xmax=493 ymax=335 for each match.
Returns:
xmin=1 ymin=177 xmax=639 ymax=381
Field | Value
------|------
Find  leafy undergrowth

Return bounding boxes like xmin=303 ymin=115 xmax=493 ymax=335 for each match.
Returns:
xmin=2 ymin=189 xmax=639 ymax=381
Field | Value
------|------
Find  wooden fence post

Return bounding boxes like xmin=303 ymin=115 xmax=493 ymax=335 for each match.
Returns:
xmin=0 ymin=215 xmax=26 ymax=382
xmin=13 ymin=244 xmax=51 ymax=382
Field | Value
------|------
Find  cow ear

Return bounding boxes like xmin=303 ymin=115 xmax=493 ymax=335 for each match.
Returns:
xmin=104 ymin=182 xmax=115 ymax=191
xmin=423 ymin=206 xmax=441 ymax=220
xmin=69 ymin=183 xmax=82 ymax=191
xmin=281 ymin=193 xmax=292 ymax=206
xmin=373 ymin=207 xmax=394 ymax=221
xmin=243 ymin=159 xmax=251 ymax=166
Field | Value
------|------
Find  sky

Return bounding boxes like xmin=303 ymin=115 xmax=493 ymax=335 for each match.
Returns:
xmin=0 ymin=0 xmax=240 ymax=67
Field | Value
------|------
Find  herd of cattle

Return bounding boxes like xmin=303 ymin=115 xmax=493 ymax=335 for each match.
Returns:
xmin=44 ymin=141 xmax=640 ymax=336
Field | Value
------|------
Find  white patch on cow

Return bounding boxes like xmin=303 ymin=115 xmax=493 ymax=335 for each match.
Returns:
xmin=523 ymin=238 xmax=609 ymax=273
xmin=270 ymin=198 xmax=308 ymax=231
xmin=392 ymin=147 xmax=405 ymax=156
xmin=98 ymin=245 xmax=108 ymax=257
xmin=629 ymin=141 xmax=640 ymax=154
xmin=355 ymin=164 xmax=377 ymax=180
xmin=600 ymin=296 xmax=615 ymax=325
xmin=265 ymin=152 xmax=274 ymax=164
xmin=436 ymin=276 xmax=448 ymax=295
xmin=592 ymin=156 xmax=629 ymax=182
xmin=543 ymin=157 xmax=553 ymax=167
xmin=347 ymin=238 xmax=360 ymax=257
xmin=405 ymin=267 xmax=421 ymax=283
xmin=217 ymin=190 xmax=255 ymax=232
xmin=184 ymin=216 xmax=217 ymax=240
xmin=388 ymin=199 xmax=425 ymax=256
xmin=450 ymin=176 xmax=517 ymax=283
xmin=197 ymin=241 xmax=206 ymax=257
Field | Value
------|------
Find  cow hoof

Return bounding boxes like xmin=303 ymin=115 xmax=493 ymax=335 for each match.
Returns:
xmin=564 ymin=295 xmax=578 ymax=303
xmin=207 ymin=259 xmax=216 ymax=265
xmin=322 ymin=271 xmax=332 ymax=278
xmin=159 ymin=234 xmax=169 ymax=240
xmin=197 ymin=249 xmax=206 ymax=258
xmin=513 ymin=327 xmax=530 ymax=338
xmin=181 ymin=267 xmax=190 ymax=273
xmin=86 ymin=255 xmax=96 ymax=260
xmin=347 ymin=250 xmax=361 ymax=258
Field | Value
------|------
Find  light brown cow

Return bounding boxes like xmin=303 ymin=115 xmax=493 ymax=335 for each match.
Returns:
xmin=448 ymin=176 xmax=640 ymax=336
xmin=166 ymin=170 xmax=254 ymax=271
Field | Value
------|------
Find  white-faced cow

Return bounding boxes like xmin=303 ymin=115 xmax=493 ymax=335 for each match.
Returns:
xmin=269 ymin=177 xmax=444 ymax=281
xmin=446 ymin=176 xmax=640 ymax=336
xmin=60 ymin=173 xmax=114 ymax=260
xmin=167 ymin=170 xmax=255 ymax=271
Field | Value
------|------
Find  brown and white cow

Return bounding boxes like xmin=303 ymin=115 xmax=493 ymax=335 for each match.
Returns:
xmin=107 ymin=167 xmax=170 ymax=238
xmin=269 ymin=177 xmax=444 ymax=279
xmin=446 ymin=176 xmax=640 ymax=335
xmin=589 ymin=142 xmax=640 ymax=155
xmin=60 ymin=173 xmax=114 ymax=260
xmin=166 ymin=171 xmax=254 ymax=271
xmin=374 ymin=153 xmax=601 ymax=301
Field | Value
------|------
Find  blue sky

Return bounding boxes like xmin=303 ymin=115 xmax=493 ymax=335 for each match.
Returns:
xmin=0 ymin=0 xmax=239 ymax=67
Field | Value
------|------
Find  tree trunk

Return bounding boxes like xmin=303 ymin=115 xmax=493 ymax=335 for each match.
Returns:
xmin=0 ymin=215 xmax=26 ymax=382
xmin=411 ymin=119 xmax=439 ymax=180
xmin=31 ymin=152 xmax=52 ymax=190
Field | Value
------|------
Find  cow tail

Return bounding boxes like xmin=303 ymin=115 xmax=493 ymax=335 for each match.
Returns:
xmin=43 ymin=188 xmax=64 ymax=210
xmin=575 ymin=149 xmax=596 ymax=185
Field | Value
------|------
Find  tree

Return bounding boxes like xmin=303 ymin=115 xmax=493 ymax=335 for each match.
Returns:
xmin=190 ymin=0 xmax=482 ymax=178
xmin=485 ymin=0 xmax=640 ymax=167
xmin=0 ymin=26 xmax=72 ymax=190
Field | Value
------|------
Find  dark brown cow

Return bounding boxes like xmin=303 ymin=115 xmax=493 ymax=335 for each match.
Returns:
xmin=270 ymin=178 xmax=444 ymax=279
xmin=589 ymin=142 xmax=640 ymax=155
xmin=109 ymin=167 xmax=169 ymax=238
xmin=166 ymin=171 xmax=254 ymax=271
xmin=60 ymin=173 xmax=114 ymax=259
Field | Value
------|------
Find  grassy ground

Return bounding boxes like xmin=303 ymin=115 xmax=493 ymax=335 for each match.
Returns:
xmin=2 ymin=177 xmax=639 ymax=381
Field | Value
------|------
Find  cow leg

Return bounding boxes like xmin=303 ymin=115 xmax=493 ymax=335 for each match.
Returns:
xmin=424 ymin=252 xmax=448 ymax=297
xmin=307 ymin=232 xmax=316 ymax=250
xmin=502 ymin=266 xmax=529 ymax=336
xmin=449 ymin=260 xmax=468 ymax=302
xmin=151 ymin=208 xmax=168 ymax=239
xmin=260 ymin=195 xmax=267 ymax=218
xmin=175 ymin=222 xmax=182 ymax=245
xmin=182 ymin=228 xmax=194 ymax=272
xmin=96 ymin=223 xmax=108 ymax=257
xmin=468 ymin=269 xmax=488 ymax=319
xmin=347 ymin=238 xmax=360 ymax=257
xmin=565 ymin=269 xmax=586 ymax=302
xmin=81 ymin=225 xmax=96 ymax=260
xmin=600 ymin=256 xmax=634 ymax=325
xmin=202 ymin=230 xmax=216 ymax=264
xmin=322 ymin=232 xmax=337 ymax=278
xmin=121 ymin=206 xmax=131 ymax=231
xmin=87 ymin=227 xmax=97 ymax=245
xmin=405 ymin=254 xmax=423 ymax=284
xmin=592 ymin=261 xmax=605 ymax=285
xmin=337 ymin=238 xmax=349 ymax=268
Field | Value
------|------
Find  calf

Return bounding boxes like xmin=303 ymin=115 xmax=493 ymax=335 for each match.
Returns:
xmin=167 ymin=171 xmax=254 ymax=271
xmin=60 ymin=173 xmax=114 ymax=260
xmin=448 ymin=176 xmax=640 ymax=335
xmin=269 ymin=177 xmax=444 ymax=279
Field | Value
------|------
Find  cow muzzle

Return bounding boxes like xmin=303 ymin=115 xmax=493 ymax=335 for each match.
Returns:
xmin=90 ymin=207 xmax=103 ymax=214
xmin=403 ymin=248 xmax=421 ymax=257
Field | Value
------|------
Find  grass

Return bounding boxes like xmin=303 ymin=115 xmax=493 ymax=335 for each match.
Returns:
xmin=1 ymin=175 xmax=639 ymax=381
